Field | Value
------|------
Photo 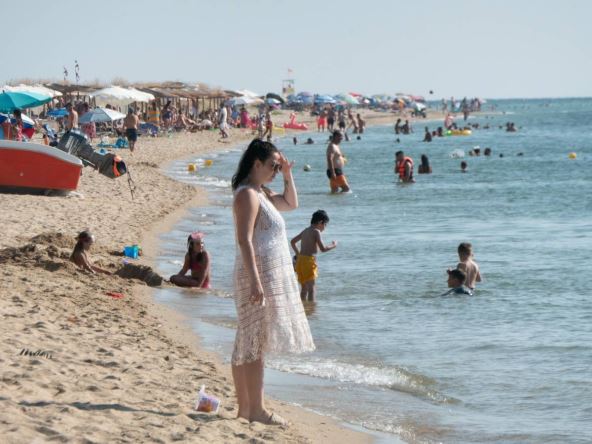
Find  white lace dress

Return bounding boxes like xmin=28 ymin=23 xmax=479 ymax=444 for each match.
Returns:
xmin=232 ymin=186 xmax=315 ymax=365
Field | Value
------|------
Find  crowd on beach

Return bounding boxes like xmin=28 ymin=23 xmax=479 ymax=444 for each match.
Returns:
xmin=3 ymin=87 xmax=500 ymax=430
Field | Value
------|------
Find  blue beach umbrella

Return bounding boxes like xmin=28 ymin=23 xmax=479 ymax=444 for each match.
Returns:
xmin=47 ymin=108 xmax=69 ymax=117
xmin=0 ymin=90 xmax=52 ymax=112
xmin=79 ymin=107 xmax=126 ymax=124
xmin=0 ymin=112 xmax=35 ymax=127
xmin=314 ymin=95 xmax=336 ymax=104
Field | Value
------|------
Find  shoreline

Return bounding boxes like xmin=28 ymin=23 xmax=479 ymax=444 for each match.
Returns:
xmin=0 ymin=108 xmax=440 ymax=442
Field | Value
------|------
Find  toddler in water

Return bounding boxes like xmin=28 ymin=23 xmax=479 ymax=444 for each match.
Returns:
xmin=170 ymin=232 xmax=210 ymax=288
xmin=290 ymin=210 xmax=337 ymax=301
xmin=454 ymin=242 xmax=481 ymax=290
xmin=442 ymin=269 xmax=473 ymax=296
xmin=70 ymin=231 xmax=112 ymax=275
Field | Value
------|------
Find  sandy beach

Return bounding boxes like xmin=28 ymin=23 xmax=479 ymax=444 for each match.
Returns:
xmin=0 ymin=109 xmax=438 ymax=443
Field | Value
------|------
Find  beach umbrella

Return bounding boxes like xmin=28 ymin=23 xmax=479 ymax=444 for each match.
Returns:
xmin=266 ymin=97 xmax=281 ymax=105
xmin=127 ymin=87 xmax=155 ymax=103
xmin=314 ymin=95 xmax=336 ymax=104
xmin=0 ymin=112 xmax=35 ymax=127
xmin=89 ymin=86 xmax=140 ymax=106
xmin=410 ymin=102 xmax=426 ymax=111
xmin=236 ymin=89 xmax=260 ymax=98
xmin=2 ymin=84 xmax=62 ymax=98
xmin=337 ymin=94 xmax=359 ymax=105
xmin=298 ymin=91 xmax=313 ymax=97
xmin=227 ymin=97 xmax=249 ymax=106
xmin=79 ymin=107 xmax=126 ymax=123
xmin=410 ymin=95 xmax=425 ymax=102
xmin=47 ymin=108 xmax=69 ymax=117
xmin=265 ymin=93 xmax=285 ymax=104
xmin=228 ymin=96 xmax=263 ymax=106
xmin=0 ymin=90 xmax=52 ymax=112
xmin=0 ymin=112 xmax=36 ymax=139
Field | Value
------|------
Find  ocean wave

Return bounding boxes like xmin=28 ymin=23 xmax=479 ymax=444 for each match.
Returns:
xmin=268 ymin=358 xmax=458 ymax=404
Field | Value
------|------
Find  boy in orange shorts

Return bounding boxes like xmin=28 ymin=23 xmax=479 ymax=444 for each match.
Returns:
xmin=290 ymin=210 xmax=337 ymax=301
xmin=326 ymin=130 xmax=350 ymax=193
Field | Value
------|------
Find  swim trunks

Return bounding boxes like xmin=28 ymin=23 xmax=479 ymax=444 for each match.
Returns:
xmin=125 ymin=128 xmax=138 ymax=142
xmin=326 ymin=168 xmax=344 ymax=179
xmin=295 ymin=254 xmax=318 ymax=284
xmin=327 ymin=171 xmax=349 ymax=190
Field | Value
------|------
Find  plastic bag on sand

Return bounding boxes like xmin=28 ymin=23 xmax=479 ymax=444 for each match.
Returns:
xmin=194 ymin=385 xmax=220 ymax=413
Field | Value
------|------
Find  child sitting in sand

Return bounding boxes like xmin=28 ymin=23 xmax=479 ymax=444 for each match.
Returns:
xmin=455 ymin=242 xmax=482 ymax=290
xmin=441 ymin=269 xmax=473 ymax=296
xmin=170 ymin=232 xmax=210 ymax=288
xmin=290 ymin=210 xmax=337 ymax=301
xmin=70 ymin=231 xmax=112 ymax=275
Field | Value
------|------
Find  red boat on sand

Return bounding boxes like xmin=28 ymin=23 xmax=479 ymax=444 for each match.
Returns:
xmin=0 ymin=140 xmax=83 ymax=192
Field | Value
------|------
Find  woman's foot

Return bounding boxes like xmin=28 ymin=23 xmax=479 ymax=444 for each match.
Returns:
xmin=236 ymin=410 xmax=249 ymax=421
xmin=250 ymin=410 xmax=288 ymax=426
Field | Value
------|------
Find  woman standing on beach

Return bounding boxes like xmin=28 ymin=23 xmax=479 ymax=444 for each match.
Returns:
xmin=231 ymin=139 xmax=315 ymax=425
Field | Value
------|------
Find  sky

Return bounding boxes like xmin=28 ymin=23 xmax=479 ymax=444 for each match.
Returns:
xmin=3 ymin=0 xmax=592 ymax=98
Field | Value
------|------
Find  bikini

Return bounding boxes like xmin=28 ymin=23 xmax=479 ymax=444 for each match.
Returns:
xmin=190 ymin=257 xmax=210 ymax=288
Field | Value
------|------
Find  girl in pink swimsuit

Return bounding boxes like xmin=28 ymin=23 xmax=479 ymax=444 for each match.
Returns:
xmin=170 ymin=232 xmax=211 ymax=288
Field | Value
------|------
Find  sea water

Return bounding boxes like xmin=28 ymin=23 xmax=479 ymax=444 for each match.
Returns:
xmin=154 ymin=98 xmax=592 ymax=443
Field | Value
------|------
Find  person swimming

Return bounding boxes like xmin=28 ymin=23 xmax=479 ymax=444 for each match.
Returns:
xmin=441 ymin=269 xmax=473 ymax=296
xmin=418 ymin=154 xmax=432 ymax=174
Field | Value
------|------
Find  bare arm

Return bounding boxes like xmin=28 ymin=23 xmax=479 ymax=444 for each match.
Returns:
xmin=175 ymin=253 xmax=191 ymax=276
xmin=405 ymin=161 xmax=412 ymax=180
xmin=327 ymin=145 xmax=335 ymax=176
xmin=234 ymin=188 xmax=264 ymax=305
xmin=80 ymin=253 xmax=95 ymax=273
xmin=290 ymin=232 xmax=302 ymax=256
xmin=91 ymin=264 xmax=112 ymax=275
xmin=316 ymin=230 xmax=337 ymax=253
xmin=269 ymin=153 xmax=298 ymax=211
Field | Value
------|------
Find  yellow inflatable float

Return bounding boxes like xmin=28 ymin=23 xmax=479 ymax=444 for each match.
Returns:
xmin=447 ymin=129 xmax=472 ymax=136
xmin=568 ymin=152 xmax=577 ymax=159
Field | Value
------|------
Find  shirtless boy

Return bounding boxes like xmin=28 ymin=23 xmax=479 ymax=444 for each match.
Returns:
xmin=455 ymin=242 xmax=482 ymax=290
xmin=326 ymin=130 xmax=350 ymax=193
xmin=124 ymin=108 xmax=140 ymax=152
xmin=290 ymin=210 xmax=337 ymax=301
xmin=65 ymin=102 xmax=78 ymax=131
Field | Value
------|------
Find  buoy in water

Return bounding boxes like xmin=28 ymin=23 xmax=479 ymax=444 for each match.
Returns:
xmin=568 ymin=152 xmax=577 ymax=159
xmin=303 ymin=164 xmax=311 ymax=172
xmin=205 ymin=159 xmax=213 ymax=167
xmin=188 ymin=163 xmax=197 ymax=172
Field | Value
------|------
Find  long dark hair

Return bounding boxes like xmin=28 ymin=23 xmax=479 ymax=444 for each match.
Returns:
xmin=187 ymin=235 xmax=204 ymax=263
xmin=231 ymin=139 xmax=279 ymax=190
xmin=421 ymin=154 xmax=430 ymax=168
